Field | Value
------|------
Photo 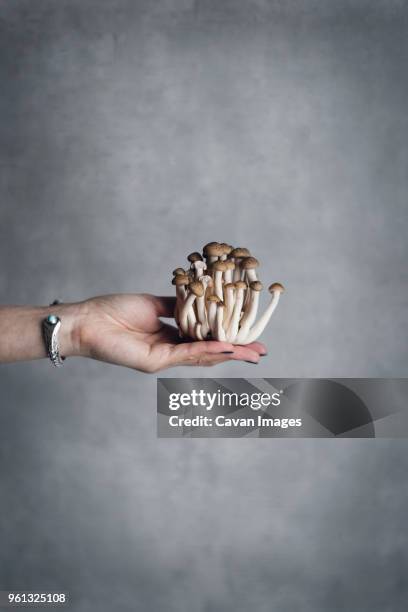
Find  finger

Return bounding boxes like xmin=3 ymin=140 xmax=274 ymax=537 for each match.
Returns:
xmin=151 ymin=296 xmax=177 ymax=318
xmin=227 ymin=345 xmax=261 ymax=364
xmin=172 ymin=340 xmax=236 ymax=363
xmin=241 ymin=341 xmax=268 ymax=356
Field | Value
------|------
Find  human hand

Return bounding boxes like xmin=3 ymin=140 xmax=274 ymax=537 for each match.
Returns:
xmin=75 ymin=294 xmax=267 ymax=373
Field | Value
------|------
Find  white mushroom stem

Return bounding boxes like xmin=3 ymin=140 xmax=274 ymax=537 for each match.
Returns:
xmin=214 ymin=270 xmax=224 ymax=301
xmin=235 ymin=285 xmax=262 ymax=344
xmin=174 ymin=285 xmax=186 ymax=327
xmin=242 ymin=287 xmax=283 ymax=345
xmin=199 ymin=276 xmax=212 ymax=336
xmin=193 ymin=260 xmax=206 ymax=279
xmin=226 ymin=284 xmax=245 ymax=342
xmin=233 ymin=260 xmax=243 ymax=282
xmin=195 ymin=294 xmax=206 ymax=332
xmin=223 ymin=284 xmax=235 ymax=330
xmin=245 ymin=269 xmax=258 ymax=283
xmin=207 ymin=300 xmax=218 ymax=336
xmin=179 ymin=293 xmax=197 ymax=336
xmin=195 ymin=323 xmax=203 ymax=341
xmin=216 ymin=305 xmax=227 ymax=341
xmin=188 ymin=308 xmax=197 ymax=338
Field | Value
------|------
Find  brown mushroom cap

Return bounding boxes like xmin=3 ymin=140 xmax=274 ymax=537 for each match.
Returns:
xmin=205 ymin=243 xmax=225 ymax=257
xmin=213 ymin=260 xmax=227 ymax=272
xmin=235 ymin=280 xmax=247 ymax=290
xmin=187 ymin=252 xmax=203 ymax=263
xmin=230 ymin=247 xmax=250 ymax=258
xmin=203 ymin=241 xmax=219 ymax=253
xmin=220 ymin=243 xmax=233 ymax=255
xmin=268 ymin=282 xmax=285 ymax=294
xmin=172 ymin=274 xmax=190 ymax=286
xmin=189 ymin=281 xmax=205 ymax=297
xmin=207 ymin=294 xmax=221 ymax=303
xmin=250 ymin=281 xmax=263 ymax=292
xmin=173 ymin=267 xmax=185 ymax=276
xmin=225 ymin=259 xmax=235 ymax=270
xmin=224 ymin=282 xmax=236 ymax=290
xmin=241 ymin=257 xmax=259 ymax=270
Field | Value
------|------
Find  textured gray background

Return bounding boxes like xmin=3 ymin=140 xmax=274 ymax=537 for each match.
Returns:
xmin=1 ymin=1 xmax=408 ymax=610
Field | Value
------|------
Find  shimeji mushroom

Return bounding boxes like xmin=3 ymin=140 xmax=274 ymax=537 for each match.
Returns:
xmin=230 ymin=248 xmax=250 ymax=282
xmin=179 ymin=280 xmax=204 ymax=338
xmin=220 ymin=243 xmax=233 ymax=261
xmin=188 ymin=252 xmax=206 ymax=279
xmin=242 ymin=282 xmax=285 ymax=344
xmin=235 ymin=280 xmax=263 ymax=344
xmin=204 ymin=242 xmax=225 ymax=265
xmin=212 ymin=260 xmax=227 ymax=301
xmin=173 ymin=267 xmax=186 ymax=276
xmin=226 ymin=280 xmax=247 ymax=342
xmin=241 ymin=257 xmax=259 ymax=283
xmin=172 ymin=274 xmax=190 ymax=329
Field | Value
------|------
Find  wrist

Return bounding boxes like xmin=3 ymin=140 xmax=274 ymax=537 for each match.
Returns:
xmin=44 ymin=301 xmax=90 ymax=358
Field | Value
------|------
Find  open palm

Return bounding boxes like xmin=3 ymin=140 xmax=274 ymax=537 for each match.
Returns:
xmin=78 ymin=294 xmax=267 ymax=372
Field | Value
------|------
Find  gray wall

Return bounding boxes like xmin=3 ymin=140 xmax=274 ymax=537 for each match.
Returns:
xmin=1 ymin=1 xmax=407 ymax=610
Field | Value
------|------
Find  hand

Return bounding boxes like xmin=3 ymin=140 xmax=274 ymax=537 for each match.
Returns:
xmin=76 ymin=294 xmax=267 ymax=373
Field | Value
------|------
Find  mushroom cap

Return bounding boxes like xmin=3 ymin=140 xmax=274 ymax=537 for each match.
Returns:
xmin=220 ymin=243 xmax=233 ymax=255
xmin=235 ymin=280 xmax=247 ymax=290
xmin=250 ymin=280 xmax=263 ymax=292
xmin=225 ymin=259 xmax=235 ymax=270
xmin=268 ymin=282 xmax=285 ymax=294
xmin=187 ymin=252 xmax=203 ymax=263
xmin=203 ymin=241 xmax=219 ymax=253
xmin=213 ymin=260 xmax=227 ymax=272
xmin=173 ymin=274 xmax=190 ymax=286
xmin=230 ymin=247 xmax=250 ymax=258
xmin=224 ymin=282 xmax=236 ymax=290
xmin=241 ymin=256 xmax=259 ymax=270
xmin=205 ymin=243 xmax=225 ymax=257
xmin=189 ymin=281 xmax=205 ymax=297
xmin=172 ymin=267 xmax=185 ymax=276
xmin=207 ymin=294 xmax=221 ymax=303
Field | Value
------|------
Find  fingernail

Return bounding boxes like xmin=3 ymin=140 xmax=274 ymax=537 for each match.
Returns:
xmin=245 ymin=360 xmax=258 ymax=364
xmin=222 ymin=351 xmax=234 ymax=354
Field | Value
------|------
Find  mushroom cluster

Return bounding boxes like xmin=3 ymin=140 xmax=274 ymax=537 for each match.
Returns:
xmin=172 ymin=243 xmax=284 ymax=345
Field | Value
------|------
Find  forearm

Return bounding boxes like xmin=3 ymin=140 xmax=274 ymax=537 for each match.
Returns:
xmin=0 ymin=303 xmax=85 ymax=363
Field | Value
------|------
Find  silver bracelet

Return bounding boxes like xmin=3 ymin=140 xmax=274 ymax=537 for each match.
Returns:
xmin=42 ymin=301 xmax=65 ymax=367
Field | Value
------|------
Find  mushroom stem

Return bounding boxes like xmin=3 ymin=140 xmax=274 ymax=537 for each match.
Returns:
xmin=235 ymin=281 xmax=263 ymax=344
xmin=233 ymin=261 xmax=243 ymax=282
xmin=180 ymin=293 xmax=197 ymax=336
xmin=199 ymin=276 xmax=213 ymax=337
xmin=226 ymin=281 xmax=246 ymax=342
xmin=207 ymin=295 xmax=220 ymax=337
xmin=214 ymin=271 xmax=223 ymax=301
xmin=242 ymin=283 xmax=284 ymax=344
xmin=192 ymin=260 xmax=206 ymax=279
xmin=216 ymin=304 xmax=227 ymax=341
xmin=223 ymin=283 xmax=235 ymax=330
xmin=195 ymin=323 xmax=203 ymax=341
